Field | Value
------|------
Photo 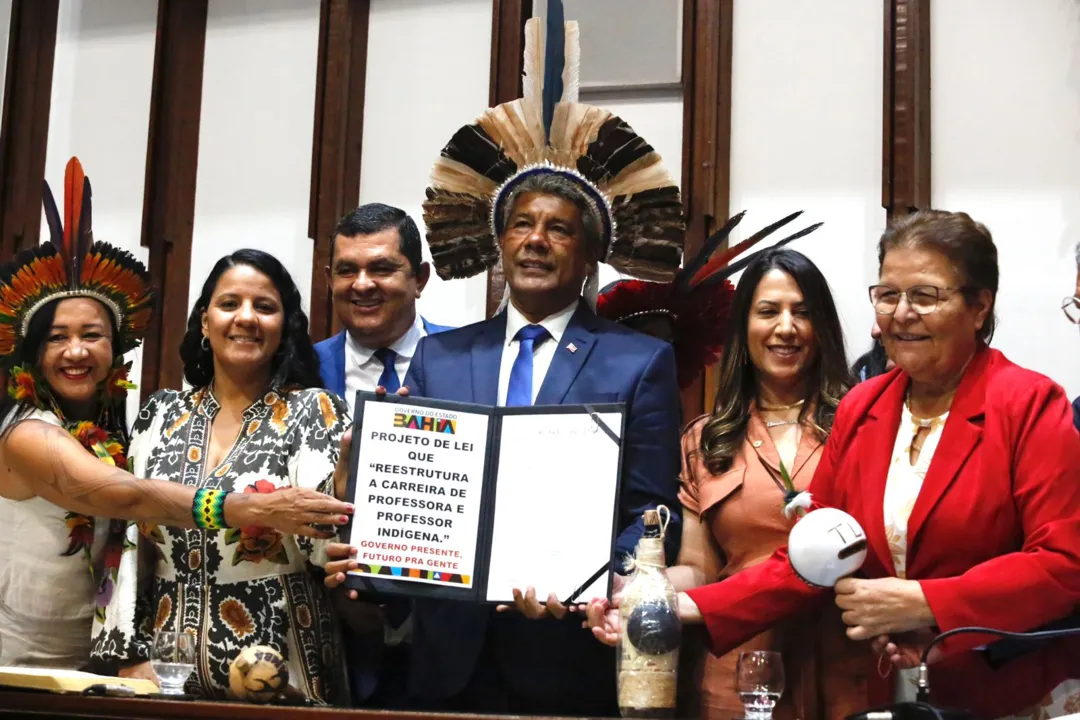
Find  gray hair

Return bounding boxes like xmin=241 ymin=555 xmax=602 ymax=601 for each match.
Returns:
xmin=497 ymin=172 xmax=605 ymax=259
xmin=1074 ymin=239 xmax=1080 ymax=265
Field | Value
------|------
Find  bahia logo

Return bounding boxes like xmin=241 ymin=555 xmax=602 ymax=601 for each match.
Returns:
xmin=392 ymin=412 xmax=456 ymax=434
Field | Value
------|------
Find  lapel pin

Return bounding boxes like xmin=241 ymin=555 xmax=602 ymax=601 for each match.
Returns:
xmin=567 ymin=342 xmax=578 ymax=353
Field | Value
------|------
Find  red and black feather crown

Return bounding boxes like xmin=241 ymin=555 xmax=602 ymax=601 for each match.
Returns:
xmin=0 ymin=157 xmax=154 ymax=359
xmin=597 ymin=211 xmax=822 ymax=388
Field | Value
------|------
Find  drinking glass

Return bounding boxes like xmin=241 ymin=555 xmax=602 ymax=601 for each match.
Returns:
xmin=151 ymin=629 xmax=196 ymax=695
xmin=736 ymin=650 xmax=785 ymax=720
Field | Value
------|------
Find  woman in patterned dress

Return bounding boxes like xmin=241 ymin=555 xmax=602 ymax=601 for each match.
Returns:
xmin=0 ymin=160 xmax=351 ymax=671
xmin=105 ymin=250 xmax=350 ymax=703
xmin=589 ymin=211 xmax=1080 ymax=719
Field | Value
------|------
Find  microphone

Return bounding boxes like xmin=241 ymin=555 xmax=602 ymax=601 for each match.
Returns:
xmin=846 ymin=622 xmax=1080 ymax=720
xmin=915 ymin=624 xmax=1080 ymax=703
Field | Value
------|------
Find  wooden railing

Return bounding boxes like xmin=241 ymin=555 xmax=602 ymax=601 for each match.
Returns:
xmin=0 ymin=690 xmax=559 ymax=720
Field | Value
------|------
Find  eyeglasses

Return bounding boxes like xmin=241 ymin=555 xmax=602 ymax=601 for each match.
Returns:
xmin=868 ymin=285 xmax=966 ymax=316
xmin=1061 ymin=296 xmax=1080 ymax=324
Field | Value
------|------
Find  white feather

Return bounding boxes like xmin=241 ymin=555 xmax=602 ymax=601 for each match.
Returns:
xmin=562 ymin=21 xmax=580 ymax=103
xmin=522 ymin=18 xmax=544 ymax=118
xmin=783 ymin=492 xmax=814 ymax=520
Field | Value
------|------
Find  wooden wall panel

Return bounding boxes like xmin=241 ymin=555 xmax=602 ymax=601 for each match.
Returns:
xmin=308 ymin=0 xmax=370 ymax=342
xmin=139 ymin=0 xmax=208 ymax=396
xmin=484 ymin=0 xmax=531 ymax=318
xmin=882 ymin=0 xmax=931 ymax=220
xmin=681 ymin=0 xmax=734 ymax=420
xmin=0 ymin=0 xmax=59 ymax=261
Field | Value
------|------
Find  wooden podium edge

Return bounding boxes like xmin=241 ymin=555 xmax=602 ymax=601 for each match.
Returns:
xmin=0 ymin=689 xmax=588 ymax=720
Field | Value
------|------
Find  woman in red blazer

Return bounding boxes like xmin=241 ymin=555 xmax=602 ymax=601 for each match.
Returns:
xmin=589 ymin=210 xmax=1080 ymax=719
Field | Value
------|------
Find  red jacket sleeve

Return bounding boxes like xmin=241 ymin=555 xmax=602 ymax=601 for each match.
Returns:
xmin=920 ymin=378 xmax=1080 ymax=654
xmin=684 ymin=400 xmax=853 ymax=654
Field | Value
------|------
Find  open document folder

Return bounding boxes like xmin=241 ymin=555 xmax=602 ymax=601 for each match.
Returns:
xmin=342 ymin=393 xmax=626 ymax=605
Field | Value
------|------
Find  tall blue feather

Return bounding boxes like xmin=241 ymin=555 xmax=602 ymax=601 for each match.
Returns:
xmin=542 ymin=0 xmax=565 ymax=141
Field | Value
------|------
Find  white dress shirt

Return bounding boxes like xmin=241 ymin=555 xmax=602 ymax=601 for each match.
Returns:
xmin=497 ymin=299 xmax=579 ymax=406
xmin=344 ymin=313 xmax=426 ymax=411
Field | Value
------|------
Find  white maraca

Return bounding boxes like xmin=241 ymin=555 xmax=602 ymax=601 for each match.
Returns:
xmin=787 ymin=506 xmax=868 ymax=587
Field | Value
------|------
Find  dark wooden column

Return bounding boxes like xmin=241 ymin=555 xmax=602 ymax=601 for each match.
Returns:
xmin=484 ymin=0 xmax=531 ymax=318
xmin=0 ymin=0 xmax=59 ymax=261
xmin=681 ymin=0 xmax=734 ymax=420
xmin=882 ymin=0 xmax=930 ymax=220
xmin=308 ymin=0 xmax=370 ymax=342
xmin=139 ymin=0 xmax=208 ymax=396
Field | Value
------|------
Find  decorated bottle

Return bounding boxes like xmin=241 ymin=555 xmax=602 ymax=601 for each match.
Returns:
xmin=618 ymin=506 xmax=680 ymax=718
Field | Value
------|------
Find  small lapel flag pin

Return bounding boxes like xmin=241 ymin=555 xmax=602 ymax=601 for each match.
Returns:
xmin=567 ymin=342 xmax=578 ymax=353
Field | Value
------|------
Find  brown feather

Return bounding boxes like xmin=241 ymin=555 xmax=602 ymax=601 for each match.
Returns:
xmin=441 ymin=124 xmax=516 ymax=184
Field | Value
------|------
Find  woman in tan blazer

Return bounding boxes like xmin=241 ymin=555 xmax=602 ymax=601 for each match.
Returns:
xmin=670 ymin=248 xmax=869 ymax=720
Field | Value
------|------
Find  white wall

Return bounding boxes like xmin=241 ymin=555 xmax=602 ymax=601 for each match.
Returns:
xmin=36 ymin=0 xmax=1080 ymax=402
xmin=728 ymin=0 xmax=884 ymax=363
xmin=360 ymin=0 xmax=492 ymax=328
xmin=44 ymin=0 xmax=157 ymax=419
xmin=190 ymin=0 xmax=320 ymax=317
xmin=932 ymin=0 xmax=1080 ymax=398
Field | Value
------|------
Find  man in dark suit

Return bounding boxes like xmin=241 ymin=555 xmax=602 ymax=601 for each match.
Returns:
xmin=314 ymin=203 xmax=452 ymax=409
xmin=328 ymin=171 xmax=683 ymax=715
xmin=314 ymin=203 xmax=451 ymax=707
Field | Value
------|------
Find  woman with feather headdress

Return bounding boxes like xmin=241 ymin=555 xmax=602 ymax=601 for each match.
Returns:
xmin=0 ymin=158 xmax=352 ymax=670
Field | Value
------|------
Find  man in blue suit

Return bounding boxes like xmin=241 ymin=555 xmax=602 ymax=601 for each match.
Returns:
xmin=325 ymin=6 xmax=688 ymax=701
xmin=324 ymin=174 xmax=682 ymax=713
xmin=404 ymin=172 xmax=681 ymax=715
xmin=314 ymin=203 xmax=451 ymax=708
xmin=314 ymin=203 xmax=452 ymax=410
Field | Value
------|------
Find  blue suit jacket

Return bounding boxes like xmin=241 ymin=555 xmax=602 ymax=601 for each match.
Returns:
xmin=402 ymin=302 xmax=682 ymax=704
xmin=314 ymin=316 xmax=453 ymax=401
xmin=314 ymin=315 xmax=452 ymax=704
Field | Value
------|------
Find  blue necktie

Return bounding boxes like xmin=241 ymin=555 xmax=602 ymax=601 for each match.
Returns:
xmin=506 ymin=325 xmax=550 ymax=407
xmin=374 ymin=348 xmax=400 ymax=393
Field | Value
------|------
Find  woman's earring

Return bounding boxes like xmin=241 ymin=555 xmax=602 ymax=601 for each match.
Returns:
xmin=201 ymin=336 xmax=210 ymax=352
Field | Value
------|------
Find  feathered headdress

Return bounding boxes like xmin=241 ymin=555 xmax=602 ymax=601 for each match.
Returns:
xmin=597 ymin=211 xmax=822 ymax=388
xmin=0 ymin=157 xmax=154 ymax=359
xmin=422 ymin=0 xmax=684 ymax=284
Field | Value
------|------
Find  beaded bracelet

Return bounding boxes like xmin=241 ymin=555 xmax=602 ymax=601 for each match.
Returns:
xmin=192 ymin=487 xmax=229 ymax=530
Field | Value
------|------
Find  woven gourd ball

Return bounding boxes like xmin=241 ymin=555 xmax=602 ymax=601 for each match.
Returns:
xmin=228 ymin=645 xmax=289 ymax=703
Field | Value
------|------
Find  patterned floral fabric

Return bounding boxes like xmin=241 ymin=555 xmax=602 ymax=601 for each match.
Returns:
xmin=91 ymin=386 xmax=349 ymax=703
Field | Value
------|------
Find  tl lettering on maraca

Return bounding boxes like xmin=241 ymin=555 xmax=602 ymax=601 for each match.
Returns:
xmin=776 ymin=461 xmax=868 ymax=588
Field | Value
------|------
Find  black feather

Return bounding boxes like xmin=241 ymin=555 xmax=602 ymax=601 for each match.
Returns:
xmin=673 ymin=211 xmax=747 ymax=291
xmin=542 ymin=0 xmax=565 ymax=142
xmin=441 ymin=124 xmax=517 ymax=184
xmin=74 ymin=177 xmax=93 ymax=288
xmin=578 ymin=117 xmax=653 ymax=184
xmin=696 ymin=222 xmax=824 ymax=290
xmin=683 ymin=210 xmax=805 ymax=289
xmin=41 ymin=180 xmax=63 ymax=247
